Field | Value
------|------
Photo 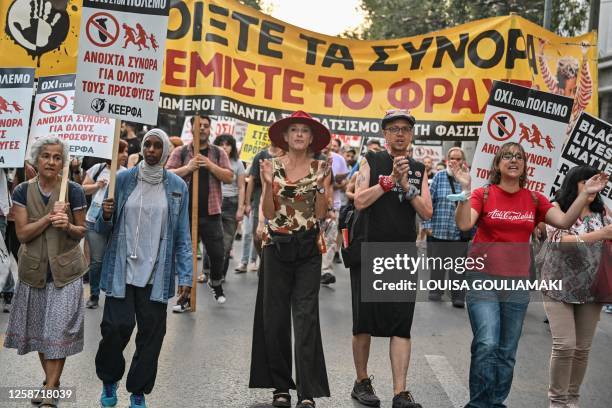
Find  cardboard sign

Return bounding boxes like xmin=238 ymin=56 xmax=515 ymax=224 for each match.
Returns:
xmin=471 ymin=81 xmax=573 ymax=194
xmin=29 ymin=74 xmax=116 ymax=159
xmin=239 ymin=124 xmax=270 ymax=163
xmin=74 ymin=0 xmax=170 ymax=124
xmin=0 ymin=67 xmax=34 ymax=167
xmin=550 ymin=113 xmax=612 ymax=208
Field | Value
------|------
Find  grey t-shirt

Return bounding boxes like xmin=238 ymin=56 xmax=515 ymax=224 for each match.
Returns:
xmin=222 ymin=159 xmax=245 ymax=198
xmin=125 ymin=179 xmax=168 ymax=287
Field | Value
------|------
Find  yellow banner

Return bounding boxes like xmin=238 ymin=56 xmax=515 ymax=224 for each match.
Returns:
xmin=0 ymin=0 xmax=598 ymax=141
xmin=239 ymin=124 xmax=270 ymax=163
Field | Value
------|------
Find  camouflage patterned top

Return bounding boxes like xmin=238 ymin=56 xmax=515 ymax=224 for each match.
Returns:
xmin=263 ymin=158 xmax=319 ymax=245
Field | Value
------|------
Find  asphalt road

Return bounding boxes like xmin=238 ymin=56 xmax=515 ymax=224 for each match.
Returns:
xmin=1 ymin=239 xmax=611 ymax=408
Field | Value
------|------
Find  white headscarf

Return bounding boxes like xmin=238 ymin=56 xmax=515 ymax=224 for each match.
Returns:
xmin=138 ymin=128 xmax=171 ymax=185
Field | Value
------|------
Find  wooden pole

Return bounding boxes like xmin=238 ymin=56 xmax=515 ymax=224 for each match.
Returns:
xmin=58 ymin=160 xmax=70 ymax=202
xmin=107 ymin=120 xmax=122 ymax=199
xmin=190 ymin=116 xmax=201 ymax=312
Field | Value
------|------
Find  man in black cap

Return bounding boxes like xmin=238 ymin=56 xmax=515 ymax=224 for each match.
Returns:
xmin=349 ymin=109 xmax=432 ymax=408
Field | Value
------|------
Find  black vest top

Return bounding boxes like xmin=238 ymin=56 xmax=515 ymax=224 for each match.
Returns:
xmin=365 ymin=151 xmax=425 ymax=242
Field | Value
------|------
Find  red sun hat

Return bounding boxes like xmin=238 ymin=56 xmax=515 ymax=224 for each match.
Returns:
xmin=268 ymin=110 xmax=331 ymax=153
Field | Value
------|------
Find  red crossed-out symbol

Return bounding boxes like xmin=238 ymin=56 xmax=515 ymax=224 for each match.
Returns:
xmin=86 ymin=12 xmax=119 ymax=48
xmin=487 ymin=111 xmax=516 ymax=142
xmin=39 ymin=93 xmax=67 ymax=114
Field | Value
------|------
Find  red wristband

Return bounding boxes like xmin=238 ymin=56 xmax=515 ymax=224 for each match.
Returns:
xmin=378 ymin=175 xmax=394 ymax=192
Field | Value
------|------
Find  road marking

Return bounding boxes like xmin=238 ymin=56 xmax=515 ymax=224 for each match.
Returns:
xmin=425 ymin=354 xmax=469 ymax=408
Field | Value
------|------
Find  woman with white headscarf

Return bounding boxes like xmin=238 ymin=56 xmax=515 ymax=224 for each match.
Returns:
xmin=93 ymin=129 xmax=193 ymax=408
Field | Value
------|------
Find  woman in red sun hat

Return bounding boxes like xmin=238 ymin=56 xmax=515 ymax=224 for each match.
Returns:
xmin=249 ymin=111 xmax=332 ymax=408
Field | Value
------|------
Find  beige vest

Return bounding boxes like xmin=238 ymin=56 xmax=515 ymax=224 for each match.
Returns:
xmin=17 ymin=177 xmax=87 ymax=288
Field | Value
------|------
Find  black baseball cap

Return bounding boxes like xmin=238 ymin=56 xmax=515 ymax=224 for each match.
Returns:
xmin=381 ymin=109 xmax=416 ymax=129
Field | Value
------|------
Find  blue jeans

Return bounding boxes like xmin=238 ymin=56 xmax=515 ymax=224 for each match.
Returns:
xmin=240 ymin=213 xmax=256 ymax=265
xmin=86 ymin=221 xmax=108 ymax=297
xmin=465 ymin=273 xmax=530 ymax=408
xmin=0 ymin=217 xmax=14 ymax=294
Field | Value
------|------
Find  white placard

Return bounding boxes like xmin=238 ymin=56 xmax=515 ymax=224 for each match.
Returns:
xmin=29 ymin=74 xmax=116 ymax=159
xmin=74 ymin=0 xmax=170 ymax=125
xmin=0 ymin=67 xmax=34 ymax=167
xmin=471 ymin=81 xmax=573 ymax=195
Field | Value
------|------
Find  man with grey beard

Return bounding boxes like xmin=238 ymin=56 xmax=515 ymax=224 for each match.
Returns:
xmin=422 ymin=147 xmax=471 ymax=307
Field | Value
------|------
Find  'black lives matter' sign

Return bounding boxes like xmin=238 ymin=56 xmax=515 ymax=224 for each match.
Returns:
xmin=550 ymin=112 xmax=612 ymax=207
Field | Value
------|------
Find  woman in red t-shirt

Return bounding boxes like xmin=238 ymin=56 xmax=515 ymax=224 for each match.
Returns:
xmin=449 ymin=142 xmax=608 ymax=408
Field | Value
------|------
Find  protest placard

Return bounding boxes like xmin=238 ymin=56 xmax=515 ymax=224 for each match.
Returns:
xmin=550 ymin=112 xmax=612 ymax=208
xmin=239 ymin=124 xmax=270 ymax=163
xmin=0 ymin=67 xmax=34 ymax=167
xmin=471 ymin=81 xmax=573 ymax=194
xmin=413 ymin=145 xmax=444 ymax=166
xmin=29 ymin=74 xmax=116 ymax=160
xmin=74 ymin=0 xmax=170 ymax=124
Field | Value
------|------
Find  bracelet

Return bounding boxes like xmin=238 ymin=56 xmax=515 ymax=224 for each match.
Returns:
xmin=404 ymin=184 xmax=419 ymax=201
xmin=378 ymin=175 xmax=394 ymax=192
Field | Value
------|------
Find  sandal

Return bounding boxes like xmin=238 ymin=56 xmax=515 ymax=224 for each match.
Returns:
xmin=296 ymin=399 xmax=315 ymax=407
xmin=272 ymin=390 xmax=291 ymax=407
xmin=31 ymin=381 xmax=45 ymax=405
xmin=197 ymin=274 xmax=206 ymax=283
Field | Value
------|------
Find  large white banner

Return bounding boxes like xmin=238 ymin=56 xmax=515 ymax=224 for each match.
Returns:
xmin=0 ymin=67 xmax=34 ymax=167
xmin=74 ymin=0 xmax=170 ymax=125
xmin=551 ymin=112 xmax=612 ymax=208
xmin=29 ymin=75 xmax=116 ymax=160
xmin=471 ymin=81 xmax=573 ymax=195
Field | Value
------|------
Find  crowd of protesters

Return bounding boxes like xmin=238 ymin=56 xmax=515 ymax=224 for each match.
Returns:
xmin=0 ymin=107 xmax=610 ymax=408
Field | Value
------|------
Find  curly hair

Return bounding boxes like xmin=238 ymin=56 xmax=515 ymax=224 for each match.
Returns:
xmin=488 ymin=142 xmax=528 ymax=188
xmin=556 ymin=57 xmax=579 ymax=89
xmin=213 ymin=133 xmax=238 ymax=160
xmin=28 ymin=137 xmax=70 ymax=169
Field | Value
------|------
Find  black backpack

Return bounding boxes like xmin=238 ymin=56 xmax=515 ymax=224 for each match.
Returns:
xmin=339 ymin=152 xmax=375 ymax=269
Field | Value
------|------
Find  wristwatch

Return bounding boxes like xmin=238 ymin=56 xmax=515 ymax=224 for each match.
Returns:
xmin=317 ymin=186 xmax=325 ymax=194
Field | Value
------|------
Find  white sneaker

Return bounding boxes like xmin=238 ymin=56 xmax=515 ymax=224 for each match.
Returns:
xmin=172 ymin=300 xmax=191 ymax=313
xmin=248 ymin=261 xmax=258 ymax=271
xmin=208 ymin=283 xmax=227 ymax=304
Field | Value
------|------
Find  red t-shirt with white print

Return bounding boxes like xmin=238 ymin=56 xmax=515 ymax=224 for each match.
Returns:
xmin=469 ymin=184 xmax=553 ymax=276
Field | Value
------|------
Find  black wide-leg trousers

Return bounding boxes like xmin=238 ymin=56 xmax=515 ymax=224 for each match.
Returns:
xmin=95 ymin=285 xmax=167 ymax=394
xmin=250 ymin=244 xmax=330 ymax=399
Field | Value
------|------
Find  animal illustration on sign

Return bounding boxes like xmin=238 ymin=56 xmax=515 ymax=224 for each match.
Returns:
xmin=5 ymin=0 xmax=70 ymax=57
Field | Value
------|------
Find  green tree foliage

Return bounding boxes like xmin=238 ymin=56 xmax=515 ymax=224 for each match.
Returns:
xmin=353 ymin=0 xmax=589 ymax=39
xmin=240 ymin=0 xmax=262 ymax=10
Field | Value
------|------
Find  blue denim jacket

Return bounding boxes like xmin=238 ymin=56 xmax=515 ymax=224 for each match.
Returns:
xmin=95 ymin=167 xmax=192 ymax=303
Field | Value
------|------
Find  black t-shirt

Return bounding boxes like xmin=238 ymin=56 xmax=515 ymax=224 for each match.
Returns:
xmin=366 ymin=151 xmax=424 ymax=242
xmin=198 ymin=147 xmax=210 ymax=217
xmin=249 ymin=149 xmax=272 ymax=208
xmin=125 ymin=137 xmax=141 ymax=156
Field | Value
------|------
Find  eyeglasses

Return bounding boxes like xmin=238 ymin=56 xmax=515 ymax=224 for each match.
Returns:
xmin=501 ymin=153 xmax=525 ymax=161
xmin=384 ymin=126 xmax=413 ymax=135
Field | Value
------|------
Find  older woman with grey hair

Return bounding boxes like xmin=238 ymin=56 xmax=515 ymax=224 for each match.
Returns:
xmin=4 ymin=137 xmax=87 ymax=408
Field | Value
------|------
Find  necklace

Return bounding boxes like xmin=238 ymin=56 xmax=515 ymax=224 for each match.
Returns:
xmin=129 ymin=179 xmax=163 ymax=260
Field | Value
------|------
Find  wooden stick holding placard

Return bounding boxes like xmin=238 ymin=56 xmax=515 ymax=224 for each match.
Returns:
xmin=107 ymin=120 xmax=122 ymax=199
xmin=58 ymin=160 xmax=70 ymax=202
xmin=190 ymin=116 xmax=201 ymax=312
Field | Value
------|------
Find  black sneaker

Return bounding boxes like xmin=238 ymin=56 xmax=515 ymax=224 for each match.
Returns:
xmin=208 ymin=283 xmax=226 ymax=304
xmin=428 ymin=292 xmax=442 ymax=301
xmin=320 ymin=272 xmax=336 ymax=285
xmin=392 ymin=391 xmax=422 ymax=408
xmin=452 ymin=299 xmax=465 ymax=308
xmin=86 ymin=295 xmax=99 ymax=309
xmin=333 ymin=252 xmax=342 ymax=264
xmin=351 ymin=376 xmax=380 ymax=407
